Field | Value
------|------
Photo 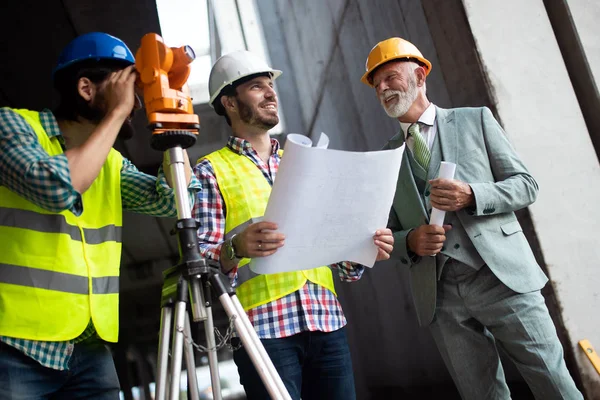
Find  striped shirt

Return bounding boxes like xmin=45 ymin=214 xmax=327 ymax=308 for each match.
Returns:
xmin=193 ymin=136 xmax=365 ymax=339
xmin=0 ymin=108 xmax=202 ymax=370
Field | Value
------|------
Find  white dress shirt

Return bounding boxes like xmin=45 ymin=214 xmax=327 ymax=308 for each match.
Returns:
xmin=399 ymin=103 xmax=437 ymax=153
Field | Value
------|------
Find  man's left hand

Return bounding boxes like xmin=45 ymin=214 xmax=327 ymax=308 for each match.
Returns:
xmin=429 ymin=178 xmax=475 ymax=212
xmin=374 ymin=228 xmax=394 ymax=261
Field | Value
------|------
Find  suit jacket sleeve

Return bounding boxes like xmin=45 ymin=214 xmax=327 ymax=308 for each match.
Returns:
xmin=468 ymin=107 xmax=539 ymax=216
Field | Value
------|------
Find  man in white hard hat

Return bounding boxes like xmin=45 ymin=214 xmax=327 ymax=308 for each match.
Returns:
xmin=362 ymin=37 xmax=583 ymax=399
xmin=192 ymin=50 xmax=394 ymax=400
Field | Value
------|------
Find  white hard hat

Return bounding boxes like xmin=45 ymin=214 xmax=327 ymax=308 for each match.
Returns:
xmin=208 ymin=50 xmax=282 ymax=108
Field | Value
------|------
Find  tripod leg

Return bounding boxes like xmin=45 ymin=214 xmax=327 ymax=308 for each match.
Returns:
xmin=229 ymin=294 xmax=291 ymax=399
xmin=189 ymin=278 xmax=223 ymax=399
xmin=183 ymin=315 xmax=200 ymax=400
xmin=169 ymin=300 xmax=188 ymax=400
xmin=201 ymin=283 xmax=222 ymax=400
xmin=156 ymin=306 xmax=173 ymax=400
xmin=217 ymin=293 xmax=292 ymax=400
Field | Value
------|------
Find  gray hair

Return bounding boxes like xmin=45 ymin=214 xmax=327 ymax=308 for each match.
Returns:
xmin=406 ymin=61 xmax=427 ymax=94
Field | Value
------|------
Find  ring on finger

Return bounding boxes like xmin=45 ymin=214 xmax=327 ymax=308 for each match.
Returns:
xmin=257 ymin=242 xmax=262 ymax=250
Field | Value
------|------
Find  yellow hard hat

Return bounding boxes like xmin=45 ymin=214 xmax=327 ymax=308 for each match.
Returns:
xmin=361 ymin=37 xmax=432 ymax=87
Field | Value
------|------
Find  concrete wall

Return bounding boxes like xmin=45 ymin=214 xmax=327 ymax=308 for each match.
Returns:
xmin=258 ymin=0 xmax=451 ymax=150
xmin=258 ymin=0 xmax=600 ymax=398
xmin=461 ymin=0 xmax=600 ymax=397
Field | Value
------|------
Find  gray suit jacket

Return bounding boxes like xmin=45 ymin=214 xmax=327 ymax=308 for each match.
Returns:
xmin=386 ymin=106 xmax=548 ymax=326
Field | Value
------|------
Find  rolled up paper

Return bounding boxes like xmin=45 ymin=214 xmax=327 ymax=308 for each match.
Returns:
xmin=429 ymin=161 xmax=457 ymax=226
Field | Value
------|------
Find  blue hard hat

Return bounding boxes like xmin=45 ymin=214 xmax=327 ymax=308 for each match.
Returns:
xmin=52 ymin=32 xmax=135 ymax=79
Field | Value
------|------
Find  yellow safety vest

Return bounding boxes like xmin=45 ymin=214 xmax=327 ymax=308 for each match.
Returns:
xmin=202 ymin=146 xmax=336 ymax=311
xmin=0 ymin=109 xmax=123 ymax=342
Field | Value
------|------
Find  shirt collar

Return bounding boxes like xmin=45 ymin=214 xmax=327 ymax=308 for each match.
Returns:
xmin=400 ymin=103 xmax=436 ymax=139
xmin=227 ymin=135 xmax=280 ymax=156
xmin=39 ymin=109 xmax=63 ymax=138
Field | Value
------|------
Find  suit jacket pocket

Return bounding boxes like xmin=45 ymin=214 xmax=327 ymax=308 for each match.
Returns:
xmin=458 ymin=148 xmax=483 ymax=162
xmin=501 ymin=220 xmax=522 ymax=235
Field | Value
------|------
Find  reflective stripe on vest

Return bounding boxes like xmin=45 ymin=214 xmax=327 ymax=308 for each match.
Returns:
xmin=0 ymin=207 xmax=122 ymax=244
xmin=0 ymin=263 xmax=119 ymax=294
xmin=224 ymin=218 xmax=257 ymax=241
xmin=0 ymin=108 xmax=124 ymax=342
xmin=202 ymin=147 xmax=337 ymax=311
xmin=236 ymin=257 xmax=260 ymax=286
xmin=226 ymin=218 xmax=261 ymax=287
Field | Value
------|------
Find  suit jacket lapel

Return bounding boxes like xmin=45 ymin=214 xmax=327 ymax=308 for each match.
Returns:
xmin=387 ymin=128 xmax=429 ymax=222
xmin=425 ymin=136 xmax=441 ymax=213
xmin=423 ymin=108 xmax=457 ymax=213
xmin=385 ymin=129 xmax=405 ymax=150
xmin=436 ymin=107 xmax=457 ymax=165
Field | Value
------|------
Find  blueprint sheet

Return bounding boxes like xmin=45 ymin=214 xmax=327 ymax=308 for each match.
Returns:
xmin=250 ymin=133 xmax=404 ymax=274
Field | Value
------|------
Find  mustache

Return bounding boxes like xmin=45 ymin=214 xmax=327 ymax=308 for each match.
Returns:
xmin=379 ymin=90 xmax=404 ymax=103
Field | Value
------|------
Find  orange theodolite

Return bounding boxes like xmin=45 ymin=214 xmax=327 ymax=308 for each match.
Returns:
xmin=135 ymin=33 xmax=200 ymax=150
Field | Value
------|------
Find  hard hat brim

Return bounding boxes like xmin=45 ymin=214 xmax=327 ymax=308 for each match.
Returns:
xmin=360 ymin=56 xmax=432 ymax=87
xmin=209 ymin=69 xmax=282 ymax=108
xmin=52 ymin=57 xmax=134 ymax=80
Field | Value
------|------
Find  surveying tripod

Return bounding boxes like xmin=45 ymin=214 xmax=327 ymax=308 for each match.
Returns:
xmin=135 ymin=33 xmax=292 ymax=400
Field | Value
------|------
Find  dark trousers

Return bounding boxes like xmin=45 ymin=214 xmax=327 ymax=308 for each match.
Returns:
xmin=0 ymin=338 xmax=120 ymax=400
xmin=233 ymin=327 xmax=356 ymax=400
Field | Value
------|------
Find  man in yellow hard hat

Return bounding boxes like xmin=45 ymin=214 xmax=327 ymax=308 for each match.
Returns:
xmin=192 ymin=50 xmax=394 ymax=400
xmin=362 ymin=37 xmax=582 ymax=399
xmin=0 ymin=32 xmax=200 ymax=398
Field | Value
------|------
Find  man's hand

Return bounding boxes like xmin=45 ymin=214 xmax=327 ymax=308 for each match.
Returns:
xmin=429 ymin=178 xmax=474 ymax=212
xmin=374 ymin=228 xmax=394 ymax=261
xmin=233 ymin=221 xmax=285 ymax=258
xmin=103 ymin=65 xmax=138 ymax=120
xmin=407 ymin=224 xmax=452 ymax=257
xmin=64 ymin=66 xmax=138 ymax=195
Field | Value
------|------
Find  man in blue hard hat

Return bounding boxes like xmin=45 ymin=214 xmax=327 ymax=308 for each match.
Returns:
xmin=0 ymin=32 xmax=200 ymax=398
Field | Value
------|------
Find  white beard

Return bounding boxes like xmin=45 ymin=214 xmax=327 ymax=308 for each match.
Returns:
xmin=380 ymin=79 xmax=419 ymax=118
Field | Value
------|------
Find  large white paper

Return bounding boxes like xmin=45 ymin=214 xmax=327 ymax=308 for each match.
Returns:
xmin=250 ymin=134 xmax=404 ymax=274
xmin=429 ymin=161 xmax=457 ymax=226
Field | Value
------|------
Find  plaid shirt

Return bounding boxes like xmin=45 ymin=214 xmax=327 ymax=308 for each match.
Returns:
xmin=193 ymin=136 xmax=365 ymax=339
xmin=0 ymin=108 xmax=202 ymax=370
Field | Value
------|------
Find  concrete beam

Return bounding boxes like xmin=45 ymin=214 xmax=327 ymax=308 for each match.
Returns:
xmin=544 ymin=0 xmax=600 ymax=162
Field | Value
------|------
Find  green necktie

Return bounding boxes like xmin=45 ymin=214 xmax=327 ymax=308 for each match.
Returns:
xmin=408 ymin=123 xmax=431 ymax=171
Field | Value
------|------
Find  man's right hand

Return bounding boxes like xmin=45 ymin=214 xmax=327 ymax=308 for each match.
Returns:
xmin=104 ymin=65 xmax=138 ymax=120
xmin=407 ymin=224 xmax=452 ymax=257
xmin=233 ymin=221 xmax=285 ymax=258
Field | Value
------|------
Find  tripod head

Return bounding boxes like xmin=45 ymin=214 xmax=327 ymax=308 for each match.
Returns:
xmin=135 ymin=33 xmax=200 ymax=151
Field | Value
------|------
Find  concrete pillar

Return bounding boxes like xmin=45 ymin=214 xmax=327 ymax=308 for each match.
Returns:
xmin=461 ymin=0 xmax=600 ymax=397
xmin=544 ymin=0 xmax=600 ymax=160
xmin=564 ymin=0 xmax=600 ymax=91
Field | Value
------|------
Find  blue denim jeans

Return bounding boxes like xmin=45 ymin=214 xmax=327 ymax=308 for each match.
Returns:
xmin=0 ymin=338 xmax=120 ymax=400
xmin=233 ymin=327 xmax=356 ymax=400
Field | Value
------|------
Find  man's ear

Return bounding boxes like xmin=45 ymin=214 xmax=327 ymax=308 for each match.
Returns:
xmin=415 ymin=66 xmax=427 ymax=87
xmin=77 ymin=77 xmax=96 ymax=102
xmin=221 ymin=95 xmax=236 ymax=114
